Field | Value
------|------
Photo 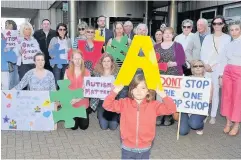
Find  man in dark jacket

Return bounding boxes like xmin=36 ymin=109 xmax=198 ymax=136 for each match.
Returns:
xmin=33 ymin=19 xmax=56 ymax=71
xmin=97 ymin=15 xmax=113 ymax=46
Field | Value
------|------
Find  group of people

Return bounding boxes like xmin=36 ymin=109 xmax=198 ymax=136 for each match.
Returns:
xmin=1 ymin=14 xmax=241 ymax=159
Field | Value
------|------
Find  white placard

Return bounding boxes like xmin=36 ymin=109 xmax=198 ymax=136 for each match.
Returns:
xmin=1 ymin=90 xmax=55 ymax=131
xmin=20 ymin=40 xmax=40 ymax=64
xmin=1 ymin=30 xmax=19 ymax=48
xmin=84 ymin=77 xmax=115 ymax=99
xmin=159 ymin=75 xmax=211 ymax=116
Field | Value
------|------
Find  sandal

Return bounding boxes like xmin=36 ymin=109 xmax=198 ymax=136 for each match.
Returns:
xmin=223 ymin=124 xmax=232 ymax=134
xmin=229 ymin=125 xmax=240 ymax=136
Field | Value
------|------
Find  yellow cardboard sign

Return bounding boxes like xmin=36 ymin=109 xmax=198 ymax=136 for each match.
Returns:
xmin=94 ymin=30 xmax=105 ymax=42
xmin=114 ymin=35 xmax=163 ymax=90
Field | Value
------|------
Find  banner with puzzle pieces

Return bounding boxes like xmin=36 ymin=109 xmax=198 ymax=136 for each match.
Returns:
xmin=1 ymin=91 xmax=55 ymax=131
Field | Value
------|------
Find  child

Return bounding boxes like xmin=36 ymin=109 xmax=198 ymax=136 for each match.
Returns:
xmin=103 ymin=73 xmax=176 ymax=159
xmin=179 ymin=60 xmax=212 ymax=136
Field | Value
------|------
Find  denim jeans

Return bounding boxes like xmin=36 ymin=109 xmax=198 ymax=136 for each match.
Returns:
xmin=9 ymin=64 xmax=19 ymax=89
xmin=179 ymin=113 xmax=206 ymax=135
xmin=97 ymin=100 xmax=119 ymax=130
xmin=121 ymin=148 xmax=150 ymax=160
xmin=53 ymin=64 xmax=68 ymax=88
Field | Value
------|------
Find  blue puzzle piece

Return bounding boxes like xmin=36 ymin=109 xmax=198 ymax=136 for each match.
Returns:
xmin=48 ymin=43 xmax=68 ymax=69
xmin=1 ymin=40 xmax=17 ymax=71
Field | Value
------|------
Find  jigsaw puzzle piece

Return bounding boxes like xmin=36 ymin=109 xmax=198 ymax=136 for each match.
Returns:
xmin=1 ymin=40 xmax=17 ymax=71
xmin=48 ymin=43 xmax=68 ymax=69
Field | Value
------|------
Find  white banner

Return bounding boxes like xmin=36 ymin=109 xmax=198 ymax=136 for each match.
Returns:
xmin=159 ymin=75 xmax=211 ymax=116
xmin=1 ymin=30 xmax=19 ymax=48
xmin=1 ymin=90 xmax=55 ymax=131
xmin=84 ymin=77 xmax=115 ymax=99
xmin=21 ymin=40 xmax=39 ymax=64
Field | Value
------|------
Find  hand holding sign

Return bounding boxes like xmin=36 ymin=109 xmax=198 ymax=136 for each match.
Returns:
xmin=113 ymin=85 xmax=124 ymax=94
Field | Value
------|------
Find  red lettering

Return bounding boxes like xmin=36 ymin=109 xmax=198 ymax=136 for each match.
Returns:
xmin=161 ymin=77 xmax=182 ymax=88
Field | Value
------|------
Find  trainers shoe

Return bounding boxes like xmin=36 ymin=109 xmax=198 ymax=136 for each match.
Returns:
xmin=209 ymin=117 xmax=216 ymax=124
xmin=196 ymin=130 xmax=204 ymax=135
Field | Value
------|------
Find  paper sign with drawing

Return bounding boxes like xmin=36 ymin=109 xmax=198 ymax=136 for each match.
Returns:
xmin=1 ymin=91 xmax=55 ymax=131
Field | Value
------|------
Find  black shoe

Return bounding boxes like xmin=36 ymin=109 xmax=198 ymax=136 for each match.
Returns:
xmin=71 ymin=118 xmax=79 ymax=130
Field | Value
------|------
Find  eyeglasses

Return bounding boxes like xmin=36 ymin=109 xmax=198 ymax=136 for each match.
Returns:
xmin=58 ymin=28 xmax=66 ymax=31
xmin=78 ymin=28 xmax=85 ymax=31
xmin=86 ymin=31 xmax=95 ymax=34
xmin=212 ymin=22 xmax=223 ymax=26
xmin=192 ymin=65 xmax=204 ymax=68
xmin=183 ymin=26 xmax=191 ymax=29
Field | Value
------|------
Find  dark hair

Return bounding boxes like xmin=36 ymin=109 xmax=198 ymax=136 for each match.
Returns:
xmin=128 ymin=74 xmax=156 ymax=102
xmin=56 ymin=23 xmax=68 ymax=39
xmin=155 ymin=29 xmax=163 ymax=34
xmin=5 ymin=20 xmax=17 ymax=30
xmin=98 ymin=15 xmax=106 ymax=21
xmin=211 ymin=15 xmax=228 ymax=33
xmin=42 ymin=19 xmax=51 ymax=24
xmin=33 ymin=52 xmax=45 ymax=61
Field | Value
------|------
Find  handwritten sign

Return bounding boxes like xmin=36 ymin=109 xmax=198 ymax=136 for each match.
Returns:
xmin=21 ymin=40 xmax=40 ymax=64
xmin=1 ymin=91 xmax=55 ymax=131
xmin=84 ymin=77 xmax=115 ymax=99
xmin=159 ymin=75 xmax=211 ymax=116
xmin=1 ymin=30 xmax=18 ymax=48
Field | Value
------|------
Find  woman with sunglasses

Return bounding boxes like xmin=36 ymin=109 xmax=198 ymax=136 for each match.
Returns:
xmin=219 ymin=21 xmax=241 ymax=136
xmin=179 ymin=60 xmax=212 ymax=136
xmin=200 ymin=15 xmax=231 ymax=124
xmin=49 ymin=23 xmax=71 ymax=88
xmin=72 ymin=21 xmax=88 ymax=49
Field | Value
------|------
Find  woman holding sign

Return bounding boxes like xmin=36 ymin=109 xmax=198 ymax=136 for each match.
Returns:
xmin=179 ymin=60 xmax=211 ymax=136
xmin=219 ymin=21 xmax=241 ymax=136
xmin=64 ymin=49 xmax=91 ymax=130
xmin=14 ymin=22 xmax=41 ymax=85
xmin=90 ymin=53 xmax=119 ymax=130
xmin=154 ymin=27 xmax=185 ymax=126
xmin=49 ymin=23 xmax=72 ymax=88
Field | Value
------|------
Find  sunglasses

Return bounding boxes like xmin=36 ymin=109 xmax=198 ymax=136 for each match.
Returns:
xmin=212 ymin=22 xmax=223 ymax=26
xmin=192 ymin=65 xmax=204 ymax=68
xmin=78 ymin=28 xmax=85 ymax=31
xmin=86 ymin=31 xmax=95 ymax=34
xmin=58 ymin=28 xmax=66 ymax=31
xmin=183 ymin=26 xmax=191 ymax=29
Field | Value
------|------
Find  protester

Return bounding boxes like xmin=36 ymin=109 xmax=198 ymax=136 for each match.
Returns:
xmin=174 ymin=19 xmax=194 ymax=76
xmin=154 ymin=29 xmax=163 ymax=44
xmin=33 ymin=19 xmax=56 ymax=71
xmin=107 ymin=21 xmax=131 ymax=68
xmin=185 ymin=18 xmax=209 ymax=62
xmin=49 ymin=23 xmax=71 ymax=87
xmin=14 ymin=22 xmax=41 ymax=83
xmin=154 ymin=27 xmax=185 ymax=126
xmin=219 ymin=20 xmax=241 ymax=136
xmin=13 ymin=53 xmax=56 ymax=91
xmin=64 ymin=49 xmax=91 ymax=130
xmin=201 ymin=15 xmax=231 ymax=124
xmin=179 ymin=60 xmax=212 ymax=135
xmin=124 ymin=21 xmax=135 ymax=40
xmin=97 ymin=15 xmax=113 ymax=45
xmin=2 ymin=20 xmax=19 ymax=89
xmin=103 ymin=73 xmax=176 ymax=160
xmin=90 ymin=54 xmax=119 ymax=130
xmin=72 ymin=21 xmax=88 ymax=49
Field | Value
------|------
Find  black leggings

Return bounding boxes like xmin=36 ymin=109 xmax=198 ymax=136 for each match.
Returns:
xmin=71 ymin=107 xmax=92 ymax=130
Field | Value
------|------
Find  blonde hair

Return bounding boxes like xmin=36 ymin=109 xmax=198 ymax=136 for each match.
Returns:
xmin=68 ymin=49 xmax=85 ymax=78
xmin=163 ymin=27 xmax=175 ymax=35
xmin=19 ymin=21 xmax=34 ymax=37
xmin=128 ymin=74 xmax=156 ymax=102
xmin=191 ymin=60 xmax=205 ymax=76
xmin=93 ymin=53 xmax=119 ymax=76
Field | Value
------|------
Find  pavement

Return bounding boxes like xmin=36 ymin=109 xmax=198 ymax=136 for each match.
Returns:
xmin=1 ymin=112 xmax=241 ymax=159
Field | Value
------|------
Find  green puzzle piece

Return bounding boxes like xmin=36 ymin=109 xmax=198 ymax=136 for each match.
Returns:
xmin=50 ymin=80 xmax=87 ymax=128
xmin=106 ymin=35 xmax=128 ymax=62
